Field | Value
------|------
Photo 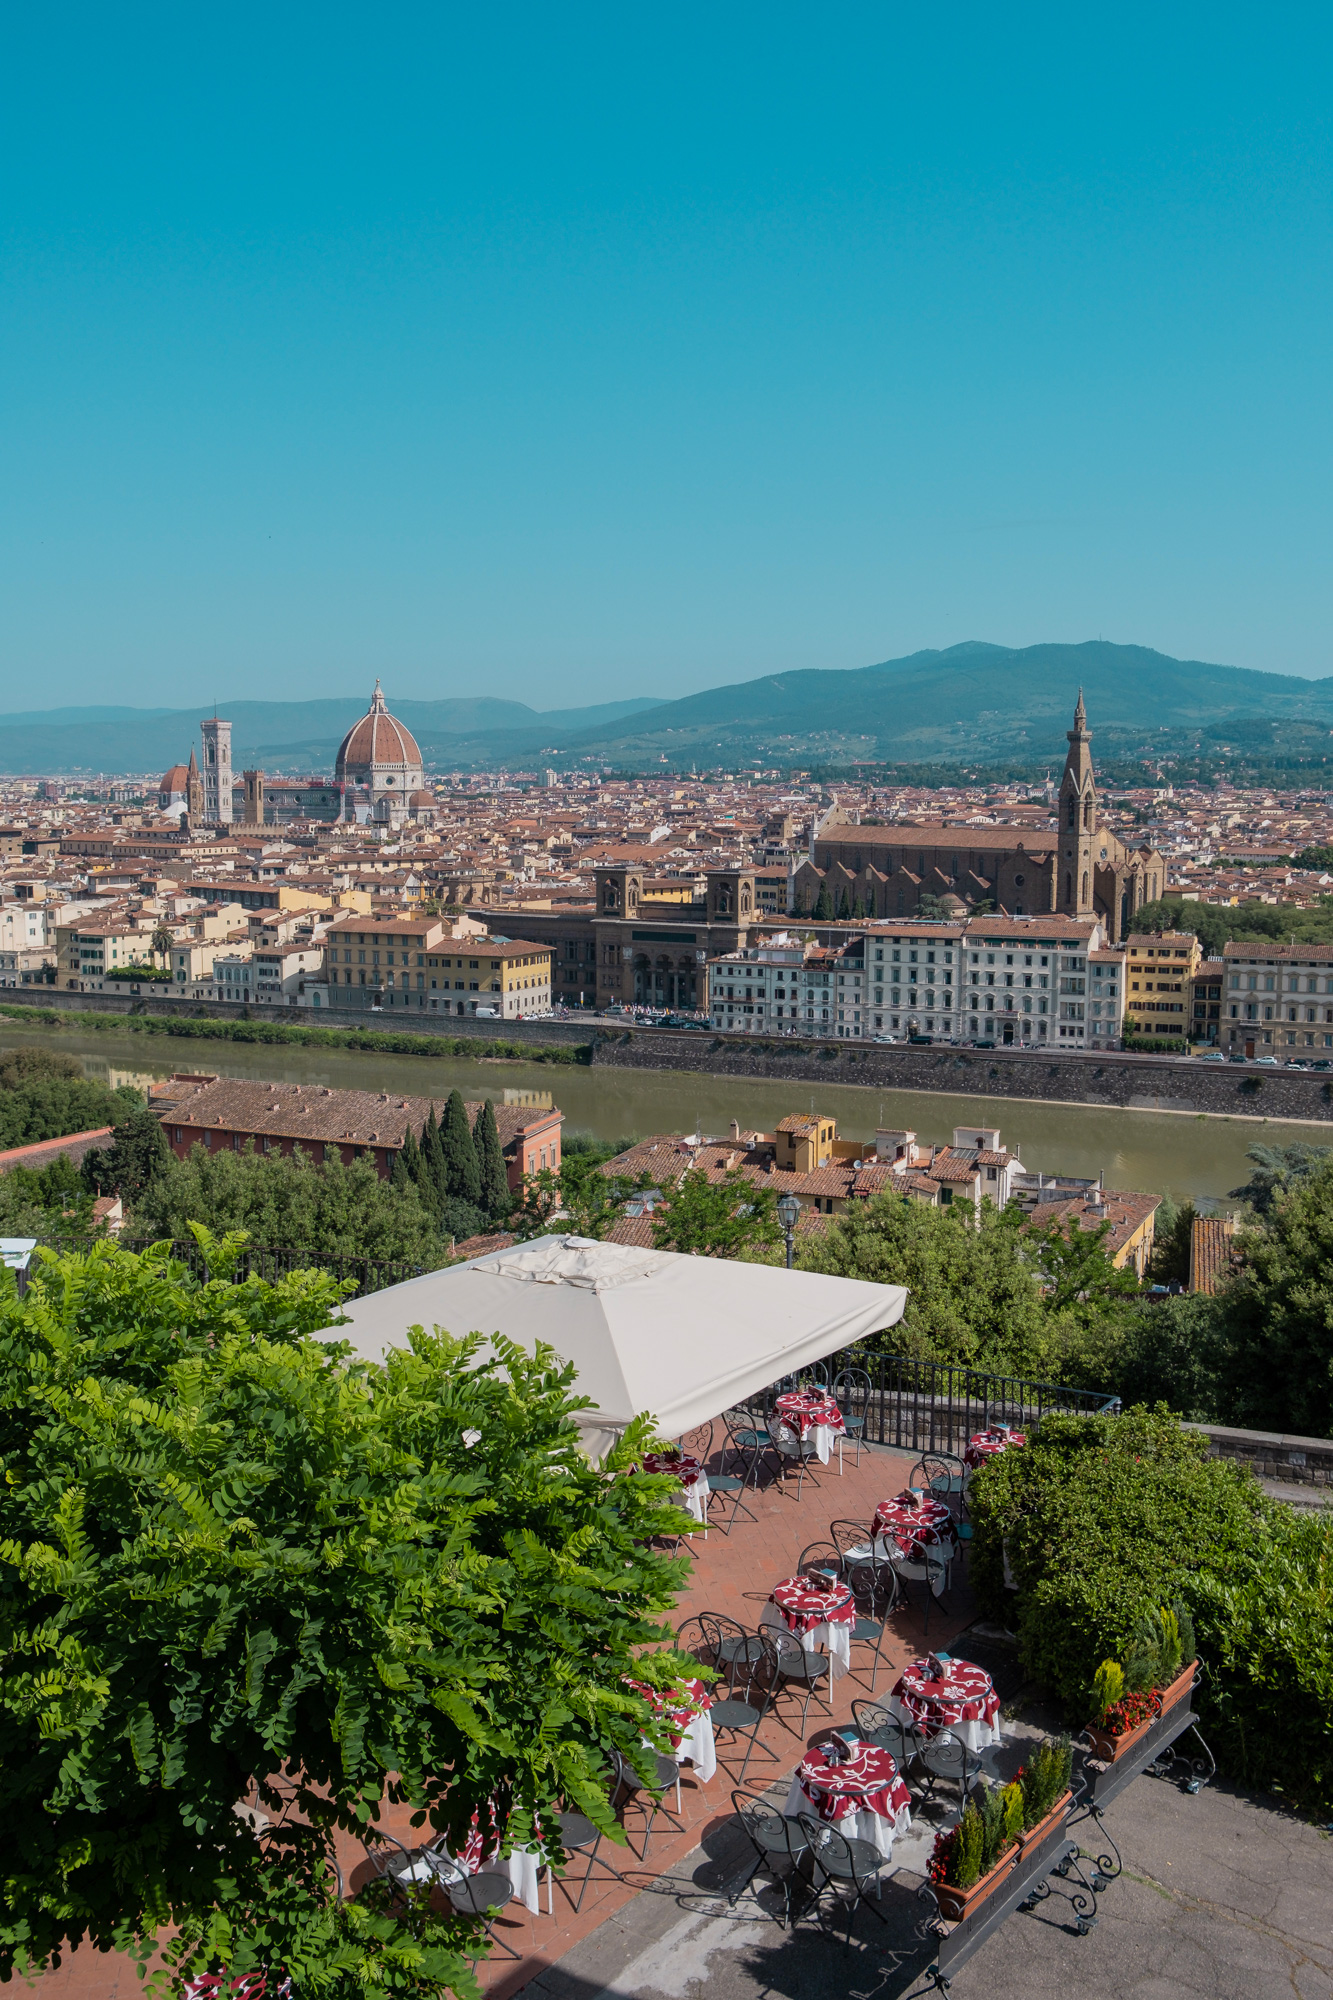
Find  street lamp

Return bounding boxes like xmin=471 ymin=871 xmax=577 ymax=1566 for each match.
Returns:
xmin=776 ymin=1192 xmax=801 ymax=1269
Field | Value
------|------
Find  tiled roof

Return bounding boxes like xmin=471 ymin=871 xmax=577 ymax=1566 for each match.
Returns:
xmin=1022 ymin=1189 xmax=1161 ymax=1260
xmin=1189 ymin=1216 xmax=1235 ymax=1295
xmin=150 ymin=1076 xmax=554 ymax=1150
xmin=1222 ymin=940 xmax=1333 ymax=962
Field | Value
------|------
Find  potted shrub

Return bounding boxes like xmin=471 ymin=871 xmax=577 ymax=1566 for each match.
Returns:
xmin=1015 ymin=1735 xmax=1074 ymax=1853
xmin=927 ymin=1778 xmax=1024 ymax=1921
xmin=1129 ymin=1602 xmax=1198 ymax=1720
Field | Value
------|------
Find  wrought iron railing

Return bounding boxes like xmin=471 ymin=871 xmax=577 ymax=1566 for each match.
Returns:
xmin=35 ymin=1236 xmax=427 ymax=1300
xmin=820 ymin=1348 xmax=1118 ymax=1457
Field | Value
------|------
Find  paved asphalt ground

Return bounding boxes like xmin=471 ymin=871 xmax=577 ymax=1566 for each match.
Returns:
xmin=522 ymin=1702 xmax=1332 ymax=2000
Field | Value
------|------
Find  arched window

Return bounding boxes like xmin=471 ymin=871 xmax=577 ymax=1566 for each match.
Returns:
xmin=1066 ymin=797 xmax=1076 ymax=829
xmin=1081 ymin=871 xmax=1089 ymax=905
xmin=1065 ymin=872 xmax=1072 ymax=905
xmin=1083 ymin=798 xmax=1092 ymax=831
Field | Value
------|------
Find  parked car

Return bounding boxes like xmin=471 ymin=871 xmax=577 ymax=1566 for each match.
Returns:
xmin=908 ymin=1033 xmax=934 ymax=1045
xmin=1228 ymin=1053 xmax=1249 ymax=1063
xmin=1252 ymin=1055 xmax=1280 ymax=1066
xmin=1197 ymin=1051 xmax=1226 ymax=1063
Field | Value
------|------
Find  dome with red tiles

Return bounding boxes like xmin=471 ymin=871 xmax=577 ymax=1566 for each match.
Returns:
xmin=335 ymin=682 xmax=423 ymax=798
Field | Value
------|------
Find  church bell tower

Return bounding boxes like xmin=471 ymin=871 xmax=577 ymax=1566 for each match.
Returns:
xmin=1058 ymin=691 xmax=1096 ymax=918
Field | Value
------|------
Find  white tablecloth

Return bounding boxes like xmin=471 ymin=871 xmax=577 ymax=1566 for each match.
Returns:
xmin=673 ymin=1706 xmax=717 ymax=1780
xmin=885 ymin=1695 xmax=1002 ymax=1753
xmin=672 ymin=1472 xmax=711 ymax=1524
xmin=871 ymin=1535 xmax=954 ymax=1597
xmin=760 ymin=1599 xmax=851 ymax=1683
xmin=781 ymin=1777 xmax=910 ymax=1861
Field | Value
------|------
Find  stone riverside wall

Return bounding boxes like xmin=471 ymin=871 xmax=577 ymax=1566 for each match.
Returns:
xmin=1189 ymin=1423 xmax=1333 ymax=1489
xmin=0 ymin=989 xmax=591 ymax=1050
xmin=588 ymin=1028 xmax=1333 ymax=1122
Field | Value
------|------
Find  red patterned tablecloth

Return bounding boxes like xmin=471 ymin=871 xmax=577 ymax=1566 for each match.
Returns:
xmin=964 ymin=1428 xmax=1026 ymax=1470
xmin=769 ymin=1572 xmax=856 ymax=1635
xmin=773 ymin=1390 xmax=846 ymax=1441
xmin=624 ymin=1674 xmax=714 ymax=1750
xmin=641 ymin=1450 xmax=707 ymax=1487
xmin=871 ymin=1492 xmax=955 ymax=1554
xmin=891 ymin=1657 xmax=1000 ymax=1736
xmin=796 ymin=1740 xmax=911 ymax=1826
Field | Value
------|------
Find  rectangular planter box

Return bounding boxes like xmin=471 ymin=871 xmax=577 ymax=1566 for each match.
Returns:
xmin=1154 ymin=1660 xmax=1198 ymax=1725
xmin=934 ymin=1815 xmax=1078 ymax=1983
xmin=1085 ymin=1709 xmax=1156 ymax=1763
xmin=933 ymin=1846 xmax=1019 ymax=1922
xmin=1018 ymin=1788 xmax=1074 ymax=1858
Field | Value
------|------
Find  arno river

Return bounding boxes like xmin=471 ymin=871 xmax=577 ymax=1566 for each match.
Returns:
xmin=4 ymin=1020 xmax=1325 ymax=1206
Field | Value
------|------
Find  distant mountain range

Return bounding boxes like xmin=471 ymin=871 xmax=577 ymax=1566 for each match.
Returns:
xmin=5 ymin=641 xmax=1333 ymax=777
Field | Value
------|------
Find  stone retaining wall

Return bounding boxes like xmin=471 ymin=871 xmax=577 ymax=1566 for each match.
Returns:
xmin=588 ymin=1028 xmax=1333 ymax=1121
xmin=1188 ymin=1422 xmax=1333 ymax=1488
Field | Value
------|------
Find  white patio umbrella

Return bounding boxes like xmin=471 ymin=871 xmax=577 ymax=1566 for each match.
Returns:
xmin=329 ymin=1233 xmax=908 ymax=1459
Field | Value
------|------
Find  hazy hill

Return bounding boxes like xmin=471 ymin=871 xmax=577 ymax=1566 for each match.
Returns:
xmin=5 ymin=641 xmax=1333 ymax=776
xmin=0 ymin=695 xmax=663 ymax=777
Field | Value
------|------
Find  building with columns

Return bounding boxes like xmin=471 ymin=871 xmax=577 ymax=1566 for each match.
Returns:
xmin=792 ymin=697 xmax=1163 ymax=943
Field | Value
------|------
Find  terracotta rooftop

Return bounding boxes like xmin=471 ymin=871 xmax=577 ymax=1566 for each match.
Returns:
xmin=1022 ymin=1189 xmax=1161 ymax=1261
xmin=149 ymin=1076 xmax=556 ymax=1151
xmin=1189 ymin=1215 xmax=1236 ymax=1295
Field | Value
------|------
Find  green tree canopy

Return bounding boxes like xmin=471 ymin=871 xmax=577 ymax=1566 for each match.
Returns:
xmin=1213 ymin=1155 xmax=1333 ymax=1436
xmin=0 ymin=1047 xmax=140 ymax=1151
xmin=81 ymin=1103 xmax=172 ymax=1204
xmin=795 ymin=1193 xmax=1054 ymax=1374
xmin=0 ymin=1234 xmax=692 ymax=1996
xmin=440 ymin=1091 xmax=482 ymax=1208
xmin=1027 ymin=1215 xmax=1143 ymax=1313
xmin=131 ymin=1143 xmax=446 ymax=1267
xmin=649 ymin=1168 xmax=780 ymax=1260
xmin=475 ymin=1100 xmax=511 ymax=1216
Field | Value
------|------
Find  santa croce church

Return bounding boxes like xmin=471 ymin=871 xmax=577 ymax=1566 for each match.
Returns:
xmin=792 ymin=696 xmax=1164 ymax=945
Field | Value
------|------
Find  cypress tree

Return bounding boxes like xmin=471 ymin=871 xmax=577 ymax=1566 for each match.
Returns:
xmin=813 ymin=880 xmax=834 ymax=920
xmin=476 ymin=1099 xmax=511 ymax=1217
xmin=836 ymin=887 xmax=851 ymax=919
xmin=422 ymin=1105 xmax=450 ymax=1211
xmin=390 ymin=1148 xmax=412 ymax=1193
xmin=441 ymin=1089 xmax=482 ymax=1207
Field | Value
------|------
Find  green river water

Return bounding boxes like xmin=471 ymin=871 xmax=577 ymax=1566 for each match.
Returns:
xmin=1 ymin=1021 xmax=1325 ymax=1206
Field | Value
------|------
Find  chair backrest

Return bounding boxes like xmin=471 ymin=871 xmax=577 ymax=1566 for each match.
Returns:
xmin=731 ymin=1787 xmax=795 ymax=1859
xmin=795 ymin=1810 xmax=860 ymax=1875
xmin=829 ymin=1518 xmax=873 ymax=1561
xmin=851 ymin=1698 xmax=903 ymax=1755
xmin=677 ymin=1419 xmax=715 ymax=1464
xmin=800 ymin=1360 xmax=830 ymax=1389
xmin=832 ymin=1365 xmax=871 ymax=1409
xmin=795 ymin=1541 xmax=843 ymax=1584
xmin=757 ymin=1623 xmax=807 ymax=1675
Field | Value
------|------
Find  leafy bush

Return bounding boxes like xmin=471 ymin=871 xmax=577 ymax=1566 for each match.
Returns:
xmin=1018 ymin=1736 xmax=1073 ymax=1825
xmin=132 ymin=1140 xmax=448 ymax=1266
xmin=969 ymin=1406 xmax=1333 ymax=1813
xmin=0 ymin=1233 xmax=692 ymax=1993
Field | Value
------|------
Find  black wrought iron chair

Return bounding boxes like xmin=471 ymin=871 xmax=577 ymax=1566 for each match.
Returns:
xmin=446 ymin=1869 xmax=522 ymax=1962
xmin=795 ymin=1810 xmax=888 ymax=1952
xmin=769 ymin=1399 xmax=823 ymax=1498
xmin=677 ymin=1418 xmax=715 ymax=1466
xmin=916 ymin=1729 xmax=977 ymax=1805
xmin=850 ymin=1697 xmax=926 ymax=1775
xmin=721 ymin=1406 xmax=778 ymax=1490
xmin=609 ymin=1745 xmax=681 ymax=1860
xmin=831 ymin=1365 xmax=871 ymax=1469
xmin=552 ymin=1808 xmax=621 ymax=1914
xmin=729 ymin=1789 xmax=811 ymax=1929
xmin=843 ymin=1555 xmax=896 ymax=1692
xmin=887 ymin=1541 xmax=949 ymax=1636
xmin=359 ymin=1826 xmax=459 ymax=1902
xmin=757 ymin=1623 xmax=833 ymax=1736
xmin=675 ymin=1612 xmax=773 ymax=1783
xmin=911 ymin=1449 xmax=967 ymax=1517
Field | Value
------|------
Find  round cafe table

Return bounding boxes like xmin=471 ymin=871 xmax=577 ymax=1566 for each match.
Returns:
xmin=888 ymin=1656 xmax=1002 ymax=1751
xmin=641 ymin=1450 xmax=711 ymax=1524
xmin=624 ymin=1675 xmax=717 ymax=1782
xmin=870 ymin=1492 xmax=956 ymax=1596
xmin=783 ymin=1738 xmax=912 ymax=1862
xmin=964 ymin=1428 xmax=1026 ymax=1473
xmin=772 ymin=1389 xmax=846 ymax=1466
xmin=761 ymin=1572 xmax=857 ymax=1683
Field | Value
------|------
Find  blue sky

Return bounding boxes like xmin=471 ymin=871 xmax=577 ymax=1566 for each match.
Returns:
xmin=2 ymin=4 xmax=1331 ymax=710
